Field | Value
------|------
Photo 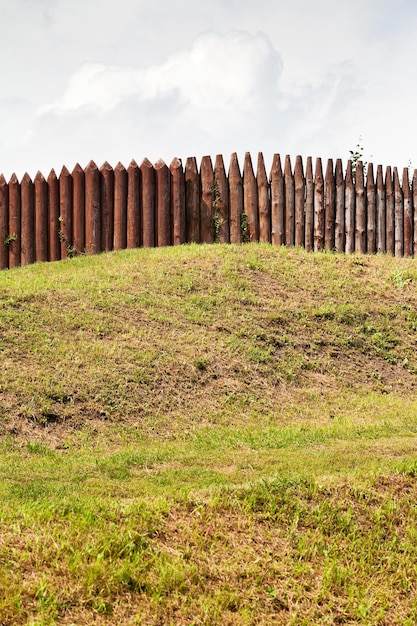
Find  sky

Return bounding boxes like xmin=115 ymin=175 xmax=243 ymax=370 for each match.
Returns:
xmin=1 ymin=0 xmax=417 ymax=180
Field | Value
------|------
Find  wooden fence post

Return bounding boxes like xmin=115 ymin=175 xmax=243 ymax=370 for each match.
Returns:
xmin=385 ymin=166 xmax=394 ymax=254
xmin=314 ymin=158 xmax=324 ymax=251
xmin=229 ymin=153 xmax=243 ymax=244
xmin=413 ymin=170 xmax=417 ymax=257
xmin=100 ymin=161 xmax=114 ymax=252
xmin=284 ymin=155 xmax=294 ymax=246
xmin=376 ymin=165 xmax=386 ymax=253
xmin=335 ymin=158 xmax=344 ymax=253
xmin=21 ymin=173 xmax=35 ymax=266
xmin=155 ymin=159 xmax=171 ymax=247
xmin=257 ymin=152 xmax=270 ymax=243
xmin=393 ymin=167 xmax=404 ymax=256
xmin=305 ymin=157 xmax=314 ymax=252
xmin=72 ymin=164 xmax=85 ymax=255
xmin=270 ymin=153 xmax=284 ymax=246
xmin=324 ymin=159 xmax=335 ymax=251
xmin=366 ymin=163 xmax=376 ymax=254
xmin=59 ymin=166 xmax=73 ymax=259
xmin=170 ymin=157 xmax=185 ymax=245
xmin=8 ymin=174 xmax=21 ymax=268
xmin=243 ymin=152 xmax=258 ymax=242
xmin=127 ymin=160 xmax=141 ymax=249
xmin=185 ymin=157 xmax=200 ymax=243
xmin=294 ymin=155 xmax=305 ymax=248
xmin=0 ymin=175 xmax=9 ymax=269
xmin=200 ymin=156 xmax=214 ymax=243
xmin=47 ymin=170 xmax=60 ymax=262
xmin=403 ymin=168 xmax=412 ymax=257
xmin=355 ymin=162 xmax=366 ymax=254
xmin=114 ymin=162 xmax=128 ymax=251
xmin=215 ymin=154 xmax=229 ymax=243
xmin=85 ymin=161 xmax=101 ymax=254
xmin=34 ymin=171 xmax=48 ymax=263
xmin=345 ymin=161 xmax=355 ymax=254
xmin=141 ymin=158 xmax=156 ymax=248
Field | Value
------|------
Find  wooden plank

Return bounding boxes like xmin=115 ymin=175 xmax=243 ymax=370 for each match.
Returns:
xmin=314 ymin=158 xmax=324 ymax=251
xmin=0 ymin=174 xmax=9 ymax=269
xmin=294 ymin=155 xmax=305 ymax=248
xmin=59 ymin=166 xmax=73 ymax=259
xmin=270 ymin=153 xmax=284 ymax=246
xmin=200 ymin=156 xmax=214 ymax=243
xmin=305 ymin=156 xmax=314 ymax=252
xmin=229 ymin=153 xmax=243 ymax=244
xmin=257 ymin=152 xmax=270 ymax=243
xmin=324 ymin=158 xmax=335 ymax=251
xmin=155 ymin=159 xmax=171 ymax=247
xmin=376 ymin=165 xmax=386 ymax=253
xmin=72 ymin=164 xmax=85 ymax=255
xmin=85 ymin=160 xmax=101 ymax=254
xmin=34 ymin=171 xmax=48 ymax=263
xmin=170 ymin=157 xmax=185 ymax=245
xmin=393 ymin=167 xmax=404 ymax=257
xmin=47 ymin=169 xmax=61 ymax=262
xmin=335 ymin=158 xmax=344 ymax=253
xmin=385 ymin=166 xmax=394 ymax=254
xmin=100 ymin=161 xmax=114 ymax=252
xmin=114 ymin=162 xmax=128 ymax=250
xmin=8 ymin=174 xmax=21 ymax=268
xmin=21 ymin=172 xmax=35 ymax=266
xmin=214 ymin=154 xmax=229 ymax=244
xmin=355 ymin=162 xmax=366 ymax=254
xmin=345 ymin=160 xmax=355 ymax=254
xmin=243 ymin=152 xmax=258 ymax=242
xmin=284 ymin=155 xmax=294 ymax=246
xmin=366 ymin=163 xmax=376 ymax=254
xmin=403 ymin=168 xmax=412 ymax=257
xmin=413 ymin=170 xmax=417 ymax=257
xmin=141 ymin=158 xmax=156 ymax=248
xmin=185 ymin=157 xmax=200 ymax=243
xmin=127 ymin=160 xmax=141 ymax=249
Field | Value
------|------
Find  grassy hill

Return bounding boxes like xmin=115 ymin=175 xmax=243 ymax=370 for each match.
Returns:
xmin=1 ymin=243 xmax=417 ymax=625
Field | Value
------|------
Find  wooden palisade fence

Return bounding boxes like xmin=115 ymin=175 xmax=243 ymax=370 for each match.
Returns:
xmin=0 ymin=152 xmax=416 ymax=270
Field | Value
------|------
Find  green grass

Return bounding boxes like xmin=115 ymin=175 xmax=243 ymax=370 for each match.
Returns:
xmin=1 ymin=243 xmax=417 ymax=624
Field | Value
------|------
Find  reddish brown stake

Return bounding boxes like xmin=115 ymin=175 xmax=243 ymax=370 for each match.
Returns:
xmin=21 ymin=173 xmax=35 ymax=266
xmin=314 ymin=158 xmax=324 ymax=252
xmin=355 ymin=162 xmax=366 ymax=254
xmin=335 ymin=158 xmax=345 ymax=253
xmin=8 ymin=174 xmax=21 ymax=268
xmin=284 ymin=155 xmax=295 ymax=246
xmin=402 ymin=168 xmax=412 ymax=257
xmin=345 ymin=160 xmax=355 ymax=254
xmin=155 ymin=159 xmax=171 ymax=247
xmin=257 ymin=152 xmax=270 ymax=243
xmin=185 ymin=157 xmax=200 ymax=243
xmin=385 ymin=166 xmax=394 ymax=254
xmin=114 ymin=162 xmax=128 ymax=251
xmin=85 ymin=161 xmax=101 ymax=254
xmin=393 ymin=167 xmax=404 ymax=257
xmin=366 ymin=163 xmax=376 ymax=255
xmin=229 ymin=153 xmax=243 ymax=244
xmin=59 ymin=166 xmax=73 ymax=259
xmin=141 ymin=158 xmax=156 ymax=248
xmin=214 ymin=154 xmax=229 ymax=243
xmin=305 ymin=156 xmax=314 ymax=251
xmin=0 ymin=175 xmax=9 ymax=269
xmin=47 ymin=170 xmax=60 ymax=262
xmin=243 ymin=152 xmax=259 ymax=242
xmin=413 ymin=170 xmax=417 ymax=257
xmin=170 ymin=157 xmax=185 ymax=246
xmin=127 ymin=160 xmax=141 ymax=249
xmin=72 ymin=164 xmax=85 ymax=255
xmin=294 ymin=156 xmax=305 ymax=249
xmin=376 ymin=165 xmax=386 ymax=253
xmin=324 ymin=159 xmax=335 ymax=251
xmin=34 ymin=171 xmax=48 ymax=263
xmin=100 ymin=162 xmax=114 ymax=252
xmin=200 ymin=156 xmax=214 ymax=244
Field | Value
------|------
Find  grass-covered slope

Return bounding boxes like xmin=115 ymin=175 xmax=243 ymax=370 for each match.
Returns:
xmin=1 ymin=244 xmax=417 ymax=625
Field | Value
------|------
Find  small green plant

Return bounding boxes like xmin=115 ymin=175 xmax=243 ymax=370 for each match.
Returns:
xmin=4 ymin=233 xmax=17 ymax=246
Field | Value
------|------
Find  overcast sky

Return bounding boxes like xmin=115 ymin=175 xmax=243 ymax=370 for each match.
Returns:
xmin=1 ymin=0 xmax=416 ymax=180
